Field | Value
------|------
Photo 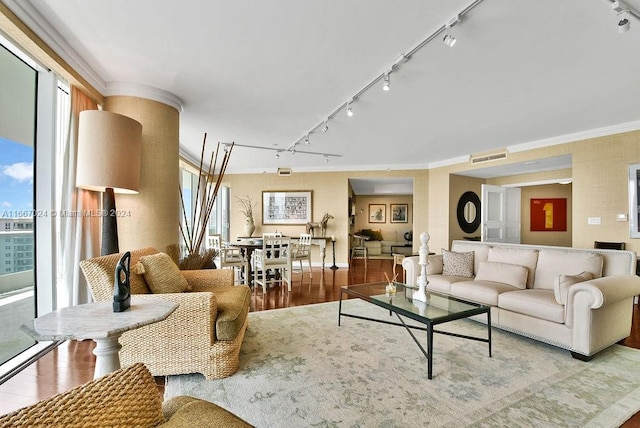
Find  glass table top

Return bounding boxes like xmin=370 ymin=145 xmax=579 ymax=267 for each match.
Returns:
xmin=342 ymin=282 xmax=489 ymax=323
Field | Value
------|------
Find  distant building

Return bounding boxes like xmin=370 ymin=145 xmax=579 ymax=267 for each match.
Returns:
xmin=0 ymin=218 xmax=34 ymax=274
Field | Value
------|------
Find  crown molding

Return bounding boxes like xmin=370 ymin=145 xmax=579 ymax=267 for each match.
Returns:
xmin=105 ymin=82 xmax=184 ymax=114
xmin=508 ymin=119 xmax=640 ymax=153
xmin=3 ymin=0 xmax=106 ymax=92
xmin=3 ymin=0 xmax=184 ymax=113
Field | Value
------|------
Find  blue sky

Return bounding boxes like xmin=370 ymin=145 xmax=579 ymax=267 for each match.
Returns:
xmin=0 ymin=136 xmax=33 ymax=215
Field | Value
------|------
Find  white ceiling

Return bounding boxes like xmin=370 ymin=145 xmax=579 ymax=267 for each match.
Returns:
xmin=4 ymin=0 xmax=640 ymax=176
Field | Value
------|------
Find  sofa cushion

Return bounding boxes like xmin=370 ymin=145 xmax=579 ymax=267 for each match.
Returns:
xmin=554 ymin=271 xmax=594 ymax=305
xmin=213 ymin=285 xmax=252 ymax=341
xmin=360 ymin=229 xmax=384 ymax=241
xmin=475 ymin=261 xmax=529 ymax=289
xmin=427 ymin=254 xmax=443 ymax=275
xmin=442 ymin=249 xmax=474 ymax=277
xmin=137 ymin=252 xmax=190 ymax=294
xmin=450 ymin=280 xmax=519 ymax=306
xmin=364 ymin=240 xmax=382 ymax=256
xmin=426 ymin=274 xmax=470 ymax=294
xmin=534 ymin=249 xmax=603 ymax=290
xmin=498 ymin=289 xmax=565 ymax=324
xmin=487 ymin=247 xmax=539 ymax=288
xmin=451 ymin=242 xmax=491 ymax=275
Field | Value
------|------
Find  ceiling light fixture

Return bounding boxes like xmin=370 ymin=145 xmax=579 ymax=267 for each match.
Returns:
xmin=304 ymin=134 xmax=310 ymax=144
xmin=275 ymin=152 xmax=280 ymax=160
xmin=612 ymin=1 xmax=640 ymax=32
xmin=286 ymin=1 xmax=483 ymax=155
xmin=442 ymin=15 xmax=459 ymax=47
xmin=324 ymin=155 xmax=329 ymax=164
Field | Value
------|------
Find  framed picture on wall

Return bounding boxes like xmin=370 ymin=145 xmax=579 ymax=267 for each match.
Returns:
xmin=390 ymin=204 xmax=408 ymax=223
xmin=530 ymin=198 xmax=567 ymax=231
xmin=262 ymin=190 xmax=312 ymax=224
xmin=369 ymin=204 xmax=386 ymax=223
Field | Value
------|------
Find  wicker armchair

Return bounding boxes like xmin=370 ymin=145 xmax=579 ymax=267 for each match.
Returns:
xmin=79 ymin=248 xmax=251 ymax=379
xmin=0 ymin=363 xmax=252 ymax=427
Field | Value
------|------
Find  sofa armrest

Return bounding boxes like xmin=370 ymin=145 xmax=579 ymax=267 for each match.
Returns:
xmin=402 ymin=256 xmax=420 ymax=287
xmin=402 ymin=255 xmax=445 ymax=287
xmin=181 ymin=269 xmax=234 ymax=291
xmin=565 ymin=275 xmax=640 ymax=327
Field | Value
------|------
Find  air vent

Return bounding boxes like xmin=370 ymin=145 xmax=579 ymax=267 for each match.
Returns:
xmin=470 ymin=151 xmax=507 ymax=164
xmin=277 ymin=168 xmax=292 ymax=176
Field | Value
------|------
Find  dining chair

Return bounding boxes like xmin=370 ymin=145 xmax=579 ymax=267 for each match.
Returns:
xmin=291 ymin=233 xmax=313 ymax=278
xmin=253 ymin=235 xmax=291 ymax=294
xmin=350 ymin=234 xmax=369 ymax=264
xmin=594 ymin=241 xmax=626 ymax=250
xmin=208 ymin=234 xmax=247 ymax=285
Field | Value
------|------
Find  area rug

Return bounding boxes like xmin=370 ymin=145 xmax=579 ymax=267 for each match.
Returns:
xmin=165 ymin=300 xmax=640 ymax=427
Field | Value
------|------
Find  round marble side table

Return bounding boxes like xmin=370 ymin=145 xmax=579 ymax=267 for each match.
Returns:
xmin=21 ymin=297 xmax=177 ymax=379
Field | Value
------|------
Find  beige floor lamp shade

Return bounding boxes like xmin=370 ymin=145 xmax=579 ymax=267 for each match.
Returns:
xmin=76 ymin=110 xmax=142 ymax=255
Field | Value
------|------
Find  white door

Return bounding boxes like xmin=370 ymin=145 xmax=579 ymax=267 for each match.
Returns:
xmin=481 ymin=185 xmax=521 ymax=243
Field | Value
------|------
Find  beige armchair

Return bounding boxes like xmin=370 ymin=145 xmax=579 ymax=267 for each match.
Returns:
xmin=79 ymin=248 xmax=251 ymax=379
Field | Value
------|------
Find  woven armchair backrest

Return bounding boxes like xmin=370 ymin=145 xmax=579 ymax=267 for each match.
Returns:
xmin=80 ymin=247 xmax=159 ymax=301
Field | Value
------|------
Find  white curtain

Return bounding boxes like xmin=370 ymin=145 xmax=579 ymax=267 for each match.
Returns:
xmin=57 ymin=87 xmax=100 ymax=307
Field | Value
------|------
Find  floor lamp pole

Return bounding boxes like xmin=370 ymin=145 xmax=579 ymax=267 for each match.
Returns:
xmin=330 ymin=239 xmax=338 ymax=270
xmin=101 ymin=187 xmax=119 ymax=256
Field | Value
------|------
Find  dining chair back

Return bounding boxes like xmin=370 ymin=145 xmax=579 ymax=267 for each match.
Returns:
xmin=291 ymin=233 xmax=313 ymax=278
xmin=253 ymin=236 xmax=291 ymax=294
xmin=209 ymin=234 xmax=247 ymax=285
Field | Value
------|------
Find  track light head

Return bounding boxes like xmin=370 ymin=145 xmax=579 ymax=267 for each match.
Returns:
xmin=304 ymin=134 xmax=310 ymax=144
xmin=275 ymin=152 xmax=280 ymax=160
xmin=346 ymin=100 xmax=354 ymax=117
xmin=383 ymin=73 xmax=390 ymax=91
xmin=322 ymin=121 xmax=329 ymax=133
xmin=443 ymin=25 xmax=457 ymax=47
xmin=618 ymin=14 xmax=631 ymax=32
xmin=324 ymin=155 xmax=329 ymax=164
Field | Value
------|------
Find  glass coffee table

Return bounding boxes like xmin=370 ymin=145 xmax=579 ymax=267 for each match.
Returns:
xmin=338 ymin=282 xmax=491 ymax=379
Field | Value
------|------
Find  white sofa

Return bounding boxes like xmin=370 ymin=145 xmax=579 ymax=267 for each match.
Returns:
xmin=360 ymin=228 xmax=410 ymax=256
xmin=402 ymin=240 xmax=640 ymax=360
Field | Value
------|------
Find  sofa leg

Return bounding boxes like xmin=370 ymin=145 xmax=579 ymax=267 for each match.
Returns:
xmin=570 ymin=351 xmax=593 ymax=361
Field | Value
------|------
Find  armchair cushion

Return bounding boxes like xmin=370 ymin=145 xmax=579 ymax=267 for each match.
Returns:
xmin=212 ymin=285 xmax=252 ymax=341
xmin=138 ymin=252 xmax=190 ymax=294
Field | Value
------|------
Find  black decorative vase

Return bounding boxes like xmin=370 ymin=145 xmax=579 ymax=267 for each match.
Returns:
xmin=113 ymin=251 xmax=131 ymax=312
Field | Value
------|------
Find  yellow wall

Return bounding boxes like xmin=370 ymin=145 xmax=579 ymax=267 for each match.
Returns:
xmin=449 ymin=174 xmax=484 ymax=243
xmin=519 ymin=184 xmax=573 ymax=247
xmin=223 ymin=170 xmax=427 ymax=265
xmin=104 ymin=96 xmax=180 ymax=252
xmin=224 ymin=130 xmax=640 ymax=262
xmin=353 ymin=194 xmax=413 ymax=242
xmin=428 ymin=130 xmax=640 ymax=253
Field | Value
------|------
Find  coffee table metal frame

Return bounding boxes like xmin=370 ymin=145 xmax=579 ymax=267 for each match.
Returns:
xmin=338 ymin=282 xmax=492 ymax=379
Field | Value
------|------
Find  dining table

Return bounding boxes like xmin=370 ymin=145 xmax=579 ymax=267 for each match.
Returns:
xmin=229 ymin=236 xmax=332 ymax=287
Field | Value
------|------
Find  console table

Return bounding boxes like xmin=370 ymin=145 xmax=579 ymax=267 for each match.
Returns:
xmin=22 ymin=297 xmax=177 ymax=379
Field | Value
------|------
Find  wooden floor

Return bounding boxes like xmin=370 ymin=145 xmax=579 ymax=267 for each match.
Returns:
xmin=1 ymin=258 xmax=639 ymax=426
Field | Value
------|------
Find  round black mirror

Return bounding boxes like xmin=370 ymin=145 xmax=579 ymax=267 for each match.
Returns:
xmin=456 ymin=191 xmax=481 ymax=233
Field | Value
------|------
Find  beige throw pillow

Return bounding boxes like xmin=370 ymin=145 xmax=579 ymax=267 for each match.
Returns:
xmin=441 ymin=249 xmax=474 ymax=278
xmin=554 ymin=271 xmax=594 ymax=305
xmin=474 ymin=261 xmax=529 ymax=289
xmin=138 ymin=252 xmax=189 ymax=294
